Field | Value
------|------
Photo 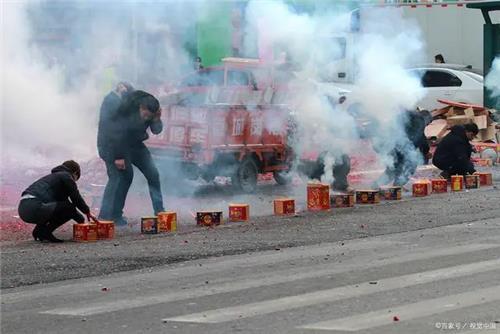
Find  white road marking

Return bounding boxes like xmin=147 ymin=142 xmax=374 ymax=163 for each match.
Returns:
xmin=164 ymin=258 xmax=500 ymax=323
xmin=40 ymin=244 xmax=500 ymax=316
xmin=299 ymin=285 xmax=500 ymax=331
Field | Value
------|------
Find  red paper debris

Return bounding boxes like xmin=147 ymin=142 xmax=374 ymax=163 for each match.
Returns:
xmin=393 ymin=316 xmax=399 ymax=322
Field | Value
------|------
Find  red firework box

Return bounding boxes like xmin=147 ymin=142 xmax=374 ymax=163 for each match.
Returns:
xmin=474 ymin=158 xmax=493 ymax=167
xmin=431 ymin=179 xmax=448 ymax=193
xmin=451 ymin=175 xmax=464 ymax=192
xmin=355 ymin=190 xmax=380 ymax=204
xmin=228 ymin=204 xmax=250 ymax=222
xmin=157 ymin=211 xmax=177 ymax=232
xmin=465 ymin=174 xmax=480 ymax=189
xmin=412 ymin=180 xmax=432 ymax=197
xmin=330 ymin=192 xmax=355 ymax=208
xmin=476 ymin=172 xmax=493 ymax=186
xmin=73 ymin=223 xmax=97 ymax=242
xmin=196 ymin=211 xmax=223 ymax=227
xmin=96 ymin=220 xmax=115 ymax=240
xmin=274 ymin=198 xmax=295 ymax=215
xmin=379 ymin=186 xmax=402 ymax=200
xmin=307 ymin=183 xmax=330 ymax=211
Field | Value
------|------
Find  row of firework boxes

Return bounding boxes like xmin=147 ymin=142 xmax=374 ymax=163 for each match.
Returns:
xmin=74 ymin=172 xmax=493 ymax=240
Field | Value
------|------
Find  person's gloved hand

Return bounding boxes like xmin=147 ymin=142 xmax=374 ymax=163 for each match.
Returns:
xmin=75 ymin=212 xmax=85 ymax=224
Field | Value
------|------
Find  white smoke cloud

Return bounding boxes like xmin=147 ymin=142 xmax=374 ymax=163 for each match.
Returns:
xmin=486 ymin=57 xmax=500 ymax=98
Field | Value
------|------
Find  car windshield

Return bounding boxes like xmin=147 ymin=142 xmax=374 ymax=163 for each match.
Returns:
xmin=180 ymin=70 xmax=224 ymax=87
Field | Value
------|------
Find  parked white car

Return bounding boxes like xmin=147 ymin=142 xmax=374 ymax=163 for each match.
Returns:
xmin=408 ymin=64 xmax=484 ymax=111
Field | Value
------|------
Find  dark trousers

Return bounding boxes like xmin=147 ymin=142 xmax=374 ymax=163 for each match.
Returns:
xmin=308 ymin=153 xmax=351 ymax=191
xmin=18 ymin=198 xmax=82 ymax=232
xmin=100 ymin=144 xmax=164 ymax=219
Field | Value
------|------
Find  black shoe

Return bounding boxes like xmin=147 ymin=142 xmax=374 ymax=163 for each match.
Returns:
xmin=45 ymin=232 xmax=64 ymax=243
xmin=32 ymin=225 xmax=42 ymax=241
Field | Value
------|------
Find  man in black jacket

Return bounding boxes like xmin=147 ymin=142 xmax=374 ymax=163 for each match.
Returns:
xmin=433 ymin=123 xmax=478 ymax=179
xmin=98 ymin=90 xmax=165 ymax=224
xmin=97 ymin=82 xmax=134 ymax=223
xmin=375 ymin=110 xmax=432 ymax=187
xmin=18 ymin=160 xmax=92 ymax=243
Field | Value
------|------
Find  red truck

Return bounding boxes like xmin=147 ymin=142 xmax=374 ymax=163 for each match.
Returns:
xmin=147 ymin=58 xmax=295 ymax=192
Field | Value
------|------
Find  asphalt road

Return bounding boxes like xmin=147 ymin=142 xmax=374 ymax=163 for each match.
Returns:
xmin=2 ymin=215 xmax=500 ymax=333
xmin=1 ymin=167 xmax=499 ymax=333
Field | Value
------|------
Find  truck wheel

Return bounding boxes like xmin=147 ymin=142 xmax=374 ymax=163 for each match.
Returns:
xmin=233 ymin=158 xmax=258 ymax=192
xmin=273 ymin=170 xmax=292 ymax=185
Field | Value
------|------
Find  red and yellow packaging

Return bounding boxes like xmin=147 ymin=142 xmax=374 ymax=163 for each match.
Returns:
xmin=451 ymin=175 xmax=464 ymax=192
xmin=229 ymin=204 xmax=250 ymax=222
xmin=431 ymin=179 xmax=448 ymax=193
xmin=356 ymin=190 xmax=380 ymax=204
xmin=330 ymin=193 xmax=355 ymax=208
xmin=412 ymin=180 xmax=431 ymax=197
xmin=96 ymin=220 xmax=114 ymax=240
xmin=196 ymin=211 xmax=222 ymax=227
xmin=465 ymin=175 xmax=480 ymax=189
xmin=379 ymin=186 xmax=402 ymax=200
xmin=307 ymin=183 xmax=330 ymax=211
xmin=476 ymin=172 xmax=493 ymax=186
xmin=158 ymin=211 xmax=177 ymax=232
xmin=73 ymin=223 xmax=97 ymax=242
xmin=274 ymin=198 xmax=295 ymax=215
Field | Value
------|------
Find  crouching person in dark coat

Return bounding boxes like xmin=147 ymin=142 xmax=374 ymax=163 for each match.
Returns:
xmin=432 ymin=123 xmax=478 ymax=179
xmin=18 ymin=160 xmax=91 ymax=243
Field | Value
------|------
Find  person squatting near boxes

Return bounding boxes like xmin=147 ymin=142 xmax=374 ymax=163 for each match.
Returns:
xmin=373 ymin=109 xmax=433 ymax=188
xmin=18 ymin=160 xmax=97 ymax=243
xmin=97 ymin=83 xmax=165 ymax=225
xmin=432 ymin=123 xmax=479 ymax=180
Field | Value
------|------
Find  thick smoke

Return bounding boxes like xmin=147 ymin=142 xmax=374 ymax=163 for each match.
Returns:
xmin=243 ymin=1 xmax=425 ymax=185
xmin=486 ymin=57 xmax=500 ymax=99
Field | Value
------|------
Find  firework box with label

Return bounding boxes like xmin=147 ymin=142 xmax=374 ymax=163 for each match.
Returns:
xmin=330 ymin=192 xmax=355 ymax=208
xmin=307 ymin=183 xmax=330 ymax=211
xmin=465 ymin=174 xmax=480 ymax=189
xmin=355 ymin=190 xmax=380 ymax=204
xmin=157 ymin=211 xmax=177 ymax=232
xmin=96 ymin=220 xmax=114 ymax=240
xmin=379 ymin=186 xmax=402 ymax=200
xmin=196 ymin=211 xmax=223 ymax=227
xmin=451 ymin=175 xmax=464 ymax=191
xmin=431 ymin=179 xmax=448 ymax=193
xmin=228 ymin=204 xmax=250 ymax=222
xmin=73 ymin=223 xmax=97 ymax=242
xmin=274 ymin=198 xmax=295 ymax=215
xmin=141 ymin=217 xmax=159 ymax=234
xmin=476 ymin=172 xmax=493 ymax=186
xmin=412 ymin=180 xmax=431 ymax=197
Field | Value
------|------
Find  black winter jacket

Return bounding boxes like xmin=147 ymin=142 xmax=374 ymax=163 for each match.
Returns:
xmin=98 ymin=90 xmax=162 ymax=160
xmin=97 ymin=91 xmax=122 ymax=159
xmin=22 ymin=165 xmax=90 ymax=214
xmin=432 ymin=125 xmax=475 ymax=174
xmin=404 ymin=110 xmax=430 ymax=156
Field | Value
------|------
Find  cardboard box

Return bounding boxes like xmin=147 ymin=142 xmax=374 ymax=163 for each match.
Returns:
xmin=451 ymin=175 xmax=464 ymax=192
xmin=425 ymin=119 xmax=448 ymax=139
xmin=431 ymin=179 xmax=448 ymax=193
xmin=196 ymin=211 xmax=222 ymax=227
xmin=274 ymin=198 xmax=295 ymax=215
xmin=229 ymin=204 xmax=250 ymax=222
xmin=477 ymin=172 xmax=493 ymax=186
xmin=446 ymin=115 xmax=474 ymax=127
xmin=96 ymin=220 xmax=114 ymax=240
xmin=73 ymin=223 xmax=97 ymax=242
xmin=412 ymin=180 xmax=431 ymax=197
xmin=465 ymin=175 xmax=480 ymax=189
xmin=141 ymin=217 xmax=159 ymax=234
xmin=330 ymin=193 xmax=355 ymax=208
xmin=356 ymin=190 xmax=380 ymax=204
xmin=379 ymin=186 xmax=402 ymax=200
xmin=474 ymin=115 xmax=488 ymax=129
xmin=307 ymin=183 xmax=330 ymax=211
xmin=158 ymin=211 xmax=177 ymax=232
xmin=478 ymin=123 xmax=498 ymax=141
